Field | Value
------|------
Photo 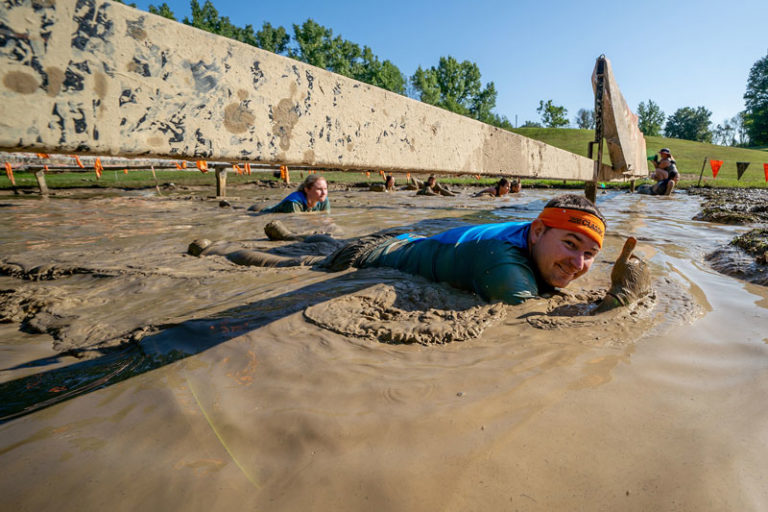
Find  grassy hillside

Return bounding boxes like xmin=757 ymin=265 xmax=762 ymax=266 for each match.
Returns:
xmin=512 ymin=128 xmax=768 ymax=188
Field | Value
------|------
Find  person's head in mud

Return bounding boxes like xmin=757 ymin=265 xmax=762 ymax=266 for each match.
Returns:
xmin=385 ymin=175 xmax=395 ymax=191
xmin=300 ymin=175 xmax=328 ymax=208
xmin=495 ymin=178 xmax=511 ymax=196
xmin=426 ymin=175 xmax=437 ymax=188
xmin=528 ymin=194 xmax=605 ymax=288
xmin=510 ymin=179 xmax=522 ymax=194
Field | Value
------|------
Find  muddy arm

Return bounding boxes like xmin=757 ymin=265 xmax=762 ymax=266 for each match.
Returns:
xmin=593 ymin=237 xmax=652 ymax=314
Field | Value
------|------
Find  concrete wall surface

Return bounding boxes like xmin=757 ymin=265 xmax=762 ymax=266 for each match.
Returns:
xmin=2 ymin=0 xmax=621 ymax=180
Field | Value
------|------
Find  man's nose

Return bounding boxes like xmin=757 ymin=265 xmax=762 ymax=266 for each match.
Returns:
xmin=567 ymin=253 xmax=585 ymax=271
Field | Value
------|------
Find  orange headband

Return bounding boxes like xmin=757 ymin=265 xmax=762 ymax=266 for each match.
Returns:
xmin=537 ymin=207 xmax=606 ymax=248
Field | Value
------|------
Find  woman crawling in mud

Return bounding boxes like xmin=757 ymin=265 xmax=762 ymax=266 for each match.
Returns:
xmin=258 ymin=174 xmax=330 ymax=213
xmin=473 ymin=178 xmax=521 ymax=198
xmin=190 ymin=194 xmax=651 ymax=312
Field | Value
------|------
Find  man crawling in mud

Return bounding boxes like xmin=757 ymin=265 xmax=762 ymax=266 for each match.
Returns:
xmin=189 ymin=194 xmax=650 ymax=312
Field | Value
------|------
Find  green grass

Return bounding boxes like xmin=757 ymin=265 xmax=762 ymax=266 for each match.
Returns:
xmin=512 ymin=128 xmax=768 ymax=188
xmin=3 ymin=129 xmax=768 ymax=191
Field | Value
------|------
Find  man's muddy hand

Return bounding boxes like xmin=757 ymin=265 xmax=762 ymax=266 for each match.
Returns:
xmin=594 ymin=237 xmax=652 ymax=313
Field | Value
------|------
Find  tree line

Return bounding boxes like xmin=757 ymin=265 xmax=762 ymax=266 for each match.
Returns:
xmin=125 ymin=1 xmax=768 ymax=147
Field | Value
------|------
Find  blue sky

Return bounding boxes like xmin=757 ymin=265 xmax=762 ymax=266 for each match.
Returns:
xmin=133 ymin=0 xmax=767 ymax=129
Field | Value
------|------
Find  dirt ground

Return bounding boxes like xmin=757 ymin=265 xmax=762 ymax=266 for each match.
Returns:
xmin=1 ymin=184 xmax=767 ymax=511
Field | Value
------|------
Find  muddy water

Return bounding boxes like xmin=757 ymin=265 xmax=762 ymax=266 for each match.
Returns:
xmin=1 ymin=186 xmax=767 ymax=511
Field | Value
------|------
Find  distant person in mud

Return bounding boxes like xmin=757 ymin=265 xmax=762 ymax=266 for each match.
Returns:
xmin=417 ymin=175 xmax=456 ymax=197
xmin=190 ymin=194 xmax=649 ymax=312
xmin=259 ymin=175 xmax=330 ymax=213
xmin=474 ymin=178 xmax=521 ymax=197
xmin=370 ymin=175 xmax=396 ymax=192
xmin=639 ymin=148 xmax=679 ymax=196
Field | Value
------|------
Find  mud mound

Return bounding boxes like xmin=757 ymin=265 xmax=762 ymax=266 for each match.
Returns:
xmin=304 ymin=281 xmax=506 ymax=345
xmin=690 ymin=188 xmax=768 ymax=225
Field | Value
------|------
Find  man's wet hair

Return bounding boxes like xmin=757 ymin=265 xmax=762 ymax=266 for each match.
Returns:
xmin=544 ymin=194 xmax=606 ymax=224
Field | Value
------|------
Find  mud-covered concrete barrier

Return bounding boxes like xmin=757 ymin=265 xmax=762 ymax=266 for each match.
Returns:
xmin=0 ymin=0 xmax=634 ymax=181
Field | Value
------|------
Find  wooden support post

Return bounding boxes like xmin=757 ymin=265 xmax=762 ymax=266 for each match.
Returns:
xmin=630 ymin=180 xmax=635 ymax=192
xmin=588 ymin=55 xmax=606 ymax=205
xmin=34 ymin=170 xmax=49 ymax=196
xmin=216 ymin=167 xmax=228 ymax=197
xmin=585 ymin=182 xmax=597 ymax=203
xmin=696 ymin=157 xmax=708 ymax=187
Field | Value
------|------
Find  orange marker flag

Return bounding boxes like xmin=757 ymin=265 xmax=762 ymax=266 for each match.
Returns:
xmin=94 ymin=158 xmax=103 ymax=178
xmin=244 ymin=163 xmax=252 ymax=175
xmin=37 ymin=153 xmax=49 ymax=159
xmin=44 ymin=164 xmax=49 ymax=172
xmin=233 ymin=164 xmax=242 ymax=175
xmin=196 ymin=160 xmax=208 ymax=173
xmin=181 ymin=161 xmax=187 ymax=169
xmin=366 ymin=171 xmax=370 ymax=178
xmin=123 ymin=168 xmax=128 ymax=174
xmin=764 ymin=163 xmax=768 ymax=182
xmin=710 ymin=159 xmax=723 ymax=178
xmin=175 ymin=162 xmax=183 ymax=170
xmin=73 ymin=155 xmax=84 ymax=168
xmin=406 ymin=172 xmax=411 ymax=182
xmin=4 ymin=162 xmax=15 ymax=185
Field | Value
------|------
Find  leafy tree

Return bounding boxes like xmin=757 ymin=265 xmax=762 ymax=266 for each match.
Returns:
xmin=664 ymin=106 xmax=713 ymax=142
xmin=255 ymin=22 xmax=290 ymax=55
xmin=148 ymin=3 xmax=176 ymax=20
xmin=410 ymin=56 xmax=497 ymax=120
xmin=733 ymin=111 xmax=749 ymax=146
xmin=356 ymin=47 xmax=406 ymax=94
xmin=574 ymin=108 xmax=595 ymax=129
xmin=637 ymin=99 xmax=665 ymax=136
xmin=520 ymin=120 xmax=543 ymax=128
xmin=744 ymin=51 xmax=768 ymax=146
xmin=290 ymin=19 xmax=332 ymax=69
xmin=537 ymin=100 xmax=568 ymax=128
xmin=713 ymin=118 xmax=735 ymax=146
xmin=184 ymin=0 xmax=257 ymax=45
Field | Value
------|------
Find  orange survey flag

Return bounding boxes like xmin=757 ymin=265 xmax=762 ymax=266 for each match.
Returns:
xmin=44 ymin=165 xmax=49 ymax=172
xmin=233 ymin=164 xmax=242 ymax=175
xmin=764 ymin=163 xmax=768 ymax=182
xmin=37 ymin=153 xmax=49 ymax=159
xmin=94 ymin=158 xmax=103 ymax=178
xmin=4 ymin=162 xmax=15 ymax=185
xmin=365 ymin=171 xmax=370 ymax=178
xmin=73 ymin=155 xmax=84 ymax=168
xmin=406 ymin=172 xmax=411 ymax=181
xmin=123 ymin=168 xmax=128 ymax=174
xmin=244 ymin=163 xmax=251 ymax=175
xmin=175 ymin=162 xmax=183 ymax=170
xmin=196 ymin=160 xmax=208 ymax=173
xmin=710 ymin=159 xmax=723 ymax=178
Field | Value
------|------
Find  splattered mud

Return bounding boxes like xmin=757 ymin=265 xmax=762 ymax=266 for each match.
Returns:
xmin=689 ymin=188 xmax=768 ymax=285
xmin=1 ymin=185 xmax=767 ymax=512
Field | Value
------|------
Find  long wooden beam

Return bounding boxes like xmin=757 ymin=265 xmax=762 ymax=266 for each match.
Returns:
xmin=0 ymin=0 xmax=632 ymax=181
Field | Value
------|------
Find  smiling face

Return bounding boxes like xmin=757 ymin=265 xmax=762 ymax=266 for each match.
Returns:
xmin=529 ymin=220 xmax=600 ymax=288
xmin=304 ymin=178 xmax=328 ymax=207
xmin=498 ymin=183 xmax=511 ymax=196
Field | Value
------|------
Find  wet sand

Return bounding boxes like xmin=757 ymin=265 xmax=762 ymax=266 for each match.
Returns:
xmin=1 ymin=185 xmax=768 ymax=511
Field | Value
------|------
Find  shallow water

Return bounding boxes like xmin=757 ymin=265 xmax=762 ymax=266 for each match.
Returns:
xmin=1 ymin=186 xmax=767 ymax=511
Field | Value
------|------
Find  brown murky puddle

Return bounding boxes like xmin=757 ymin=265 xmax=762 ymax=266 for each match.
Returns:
xmin=1 ymin=186 xmax=767 ymax=511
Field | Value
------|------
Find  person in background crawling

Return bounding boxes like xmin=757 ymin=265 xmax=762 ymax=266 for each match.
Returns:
xmin=259 ymin=175 xmax=330 ymax=213
xmin=417 ymin=175 xmax=456 ymax=196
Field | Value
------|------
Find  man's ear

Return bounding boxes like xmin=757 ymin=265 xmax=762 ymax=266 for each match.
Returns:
xmin=529 ymin=219 xmax=546 ymax=245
